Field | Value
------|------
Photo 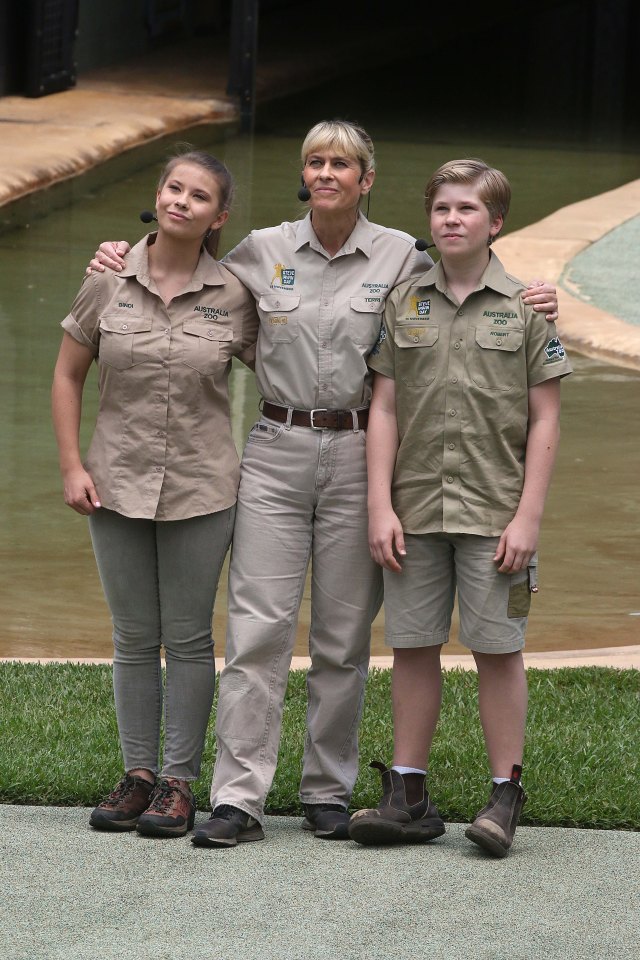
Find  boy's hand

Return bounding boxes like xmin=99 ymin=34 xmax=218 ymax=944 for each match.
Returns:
xmin=62 ymin=467 xmax=101 ymax=515
xmin=86 ymin=241 xmax=131 ymax=275
xmin=369 ymin=507 xmax=406 ymax=572
xmin=494 ymin=515 xmax=539 ymax=573
xmin=522 ymin=280 xmax=558 ymax=322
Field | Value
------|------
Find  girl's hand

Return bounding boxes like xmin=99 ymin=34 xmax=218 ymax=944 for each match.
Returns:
xmin=62 ymin=467 xmax=102 ymax=515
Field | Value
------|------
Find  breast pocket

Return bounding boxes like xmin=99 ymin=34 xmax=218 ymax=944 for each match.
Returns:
xmin=394 ymin=323 xmax=439 ymax=386
xmin=469 ymin=326 xmax=524 ymax=390
xmin=98 ymin=315 xmax=153 ymax=370
xmin=258 ymin=294 xmax=300 ymax=343
xmin=183 ymin=321 xmax=233 ymax=375
xmin=349 ymin=296 xmax=384 ymax=346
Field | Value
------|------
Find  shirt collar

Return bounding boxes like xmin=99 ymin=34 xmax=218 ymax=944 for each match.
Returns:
xmin=293 ymin=211 xmax=373 ymax=258
xmin=420 ymin=250 xmax=514 ymax=297
xmin=119 ymin=233 xmax=227 ymax=291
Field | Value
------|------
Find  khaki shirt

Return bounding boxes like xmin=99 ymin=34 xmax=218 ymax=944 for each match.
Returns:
xmin=62 ymin=235 xmax=259 ymax=520
xmin=368 ymin=252 xmax=573 ymax=535
xmin=222 ymin=212 xmax=433 ymax=410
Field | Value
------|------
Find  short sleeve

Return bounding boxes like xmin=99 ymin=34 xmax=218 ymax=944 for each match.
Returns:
xmin=60 ymin=273 xmax=109 ymax=356
xmin=525 ymin=309 xmax=573 ymax=386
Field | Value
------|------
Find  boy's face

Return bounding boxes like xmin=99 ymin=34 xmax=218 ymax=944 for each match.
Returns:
xmin=430 ymin=182 xmax=503 ymax=260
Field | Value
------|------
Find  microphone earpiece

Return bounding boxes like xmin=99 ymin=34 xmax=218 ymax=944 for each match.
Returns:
xmin=297 ymin=178 xmax=311 ymax=202
xmin=415 ymin=238 xmax=436 ymax=251
xmin=140 ymin=210 xmax=157 ymax=224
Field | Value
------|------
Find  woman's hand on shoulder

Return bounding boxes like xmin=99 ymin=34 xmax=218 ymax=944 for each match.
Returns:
xmin=86 ymin=241 xmax=131 ymax=275
xmin=522 ymin=279 xmax=558 ymax=322
xmin=62 ymin=467 xmax=102 ymax=515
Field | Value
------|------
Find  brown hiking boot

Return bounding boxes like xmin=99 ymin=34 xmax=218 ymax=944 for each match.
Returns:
xmin=136 ymin=777 xmax=196 ymax=838
xmin=465 ymin=778 xmax=528 ymax=858
xmin=89 ymin=774 xmax=155 ymax=831
xmin=348 ymin=761 xmax=445 ymax=845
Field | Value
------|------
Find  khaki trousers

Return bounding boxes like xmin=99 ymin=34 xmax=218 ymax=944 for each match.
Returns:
xmin=211 ymin=417 xmax=382 ymax=822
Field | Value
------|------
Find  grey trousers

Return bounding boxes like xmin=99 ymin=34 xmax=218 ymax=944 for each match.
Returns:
xmin=211 ymin=419 xmax=383 ymax=822
xmin=89 ymin=506 xmax=235 ymax=780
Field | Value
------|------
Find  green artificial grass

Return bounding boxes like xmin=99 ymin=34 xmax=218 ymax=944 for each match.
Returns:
xmin=1 ymin=663 xmax=638 ymax=829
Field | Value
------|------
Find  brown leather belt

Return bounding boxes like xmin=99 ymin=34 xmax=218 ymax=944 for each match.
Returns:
xmin=262 ymin=401 xmax=369 ymax=431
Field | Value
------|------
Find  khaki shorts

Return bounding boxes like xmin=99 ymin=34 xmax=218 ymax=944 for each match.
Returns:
xmin=382 ymin=533 xmax=537 ymax=654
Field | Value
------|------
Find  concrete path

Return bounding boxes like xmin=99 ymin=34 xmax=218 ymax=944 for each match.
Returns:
xmin=1 ymin=804 xmax=638 ymax=960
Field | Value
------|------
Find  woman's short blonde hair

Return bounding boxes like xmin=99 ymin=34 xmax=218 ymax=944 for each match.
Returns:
xmin=301 ymin=120 xmax=376 ymax=176
xmin=424 ymin=158 xmax=511 ymax=225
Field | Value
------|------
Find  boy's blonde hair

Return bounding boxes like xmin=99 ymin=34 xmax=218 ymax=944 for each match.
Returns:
xmin=301 ymin=120 xmax=375 ymax=177
xmin=424 ymin=159 xmax=511 ymax=228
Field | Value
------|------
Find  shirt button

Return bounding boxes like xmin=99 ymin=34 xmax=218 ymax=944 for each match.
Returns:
xmin=121 ymin=324 xmax=129 ymax=331
xmin=448 ymin=443 xmax=455 ymax=450
xmin=274 ymin=300 xmax=280 ymax=308
xmin=496 ymin=338 xmax=503 ymax=345
xmin=207 ymin=328 xmax=215 ymax=336
xmin=413 ymin=337 xmax=419 ymax=343
xmin=457 ymin=309 xmax=464 ymax=316
xmin=447 ymin=476 xmax=454 ymax=483
xmin=157 ymin=395 xmax=166 ymax=402
xmin=165 ymin=328 xmax=170 ymax=335
xmin=451 ymin=377 xmax=458 ymax=384
xmin=156 ymin=431 xmax=164 ymax=437
xmin=154 ymin=466 xmax=163 ymax=473
xmin=454 ymin=342 xmax=461 ymax=350
xmin=321 ymin=341 xmax=327 ymax=348
xmin=449 ymin=409 xmax=457 ymax=417
xmin=161 ymin=361 xmax=168 ymax=367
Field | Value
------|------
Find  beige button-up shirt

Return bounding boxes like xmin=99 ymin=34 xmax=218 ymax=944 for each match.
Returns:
xmin=222 ymin=213 xmax=432 ymax=411
xmin=368 ymin=252 xmax=573 ymax=535
xmin=62 ymin=235 xmax=259 ymax=520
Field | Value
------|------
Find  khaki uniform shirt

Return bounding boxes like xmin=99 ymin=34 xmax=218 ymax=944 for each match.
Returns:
xmin=222 ymin=212 xmax=433 ymax=410
xmin=62 ymin=235 xmax=259 ymax=520
xmin=368 ymin=252 xmax=573 ymax=535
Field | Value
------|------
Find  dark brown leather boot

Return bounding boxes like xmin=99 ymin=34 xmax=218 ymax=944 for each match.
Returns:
xmin=89 ymin=773 xmax=155 ymax=831
xmin=348 ymin=761 xmax=445 ymax=845
xmin=465 ymin=779 xmax=527 ymax=858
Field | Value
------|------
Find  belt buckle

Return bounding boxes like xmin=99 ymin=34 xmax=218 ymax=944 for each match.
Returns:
xmin=310 ymin=408 xmax=328 ymax=430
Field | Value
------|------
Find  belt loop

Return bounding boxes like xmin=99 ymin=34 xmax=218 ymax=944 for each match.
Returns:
xmin=285 ymin=405 xmax=294 ymax=430
xmin=351 ymin=408 xmax=359 ymax=432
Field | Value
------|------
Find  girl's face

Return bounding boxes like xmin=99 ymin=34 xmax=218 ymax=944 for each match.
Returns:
xmin=302 ymin=149 xmax=374 ymax=216
xmin=155 ymin=162 xmax=228 ymax=241
xmin=430 ymin=182 xmax=502 ymax=260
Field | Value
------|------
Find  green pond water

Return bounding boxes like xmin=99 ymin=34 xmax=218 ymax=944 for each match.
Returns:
xmin=1 ymin=109 xmax=639 ymax=658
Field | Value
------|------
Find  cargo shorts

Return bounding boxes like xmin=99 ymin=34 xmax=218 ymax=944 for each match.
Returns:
xmin=382 ymin=532 xmax=537 ymax=654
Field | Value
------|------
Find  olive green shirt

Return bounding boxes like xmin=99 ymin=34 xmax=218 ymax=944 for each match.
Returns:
xmin=368 ymin=252 xmax=572 ymax=535
xmin=61 ymin=235 xmax=259 ymax=520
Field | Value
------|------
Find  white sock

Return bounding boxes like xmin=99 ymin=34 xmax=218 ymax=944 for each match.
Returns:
xmin=392 ymin=766 xmax=427 ymax=776
xmin=493 ymin=777 xmax=510 ymax=785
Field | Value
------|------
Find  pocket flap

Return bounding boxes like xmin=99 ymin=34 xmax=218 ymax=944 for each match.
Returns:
xmin=99 ymin=315 xmax=152 ymax=335
xmin=258 ymin=294 xmax=301 ymax=312
xmin=394 ymin=324 xmax=439 ymax=348
xmin=183 ymin=320 xmax=233 ymax=341
xmin=349 ymin=296 xmax=384 ymax=314
xmin=474 ymin=327 xmax=523 ymax=351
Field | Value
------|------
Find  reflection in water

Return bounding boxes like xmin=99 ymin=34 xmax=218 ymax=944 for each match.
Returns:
xmin=0 ymin=129 xmax=639 ymax=659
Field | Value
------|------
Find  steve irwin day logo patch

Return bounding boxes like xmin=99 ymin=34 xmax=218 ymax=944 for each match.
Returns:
xmin=410 ymin=295 xmax=431 ymax=317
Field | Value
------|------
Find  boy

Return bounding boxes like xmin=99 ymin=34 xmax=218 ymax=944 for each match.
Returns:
xmin=349 ymin=159 xmax=572 ymax=857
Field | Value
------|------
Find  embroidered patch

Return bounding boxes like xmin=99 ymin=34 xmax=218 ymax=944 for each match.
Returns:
xmin=271 ymin=263 xmax=295 ymax=288
xmin=544 ymin=336 xmax=566 ymax=363
xmin=369 ymin=321 xmax=387 ymax=356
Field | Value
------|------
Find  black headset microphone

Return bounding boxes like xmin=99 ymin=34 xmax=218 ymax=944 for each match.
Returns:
xmin=415 ymin=238 xmax=436 ymax=251
xmin=140 ymin=210 xmax=157 ymax=223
